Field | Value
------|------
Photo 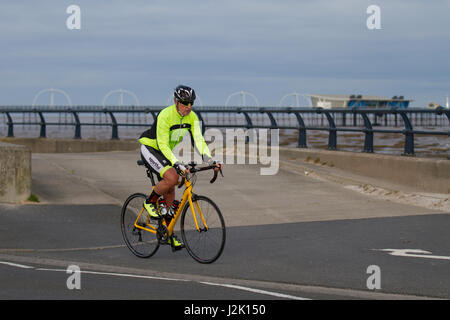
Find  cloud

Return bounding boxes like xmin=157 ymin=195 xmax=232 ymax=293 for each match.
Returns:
xmin=0 ymin=0 xmax=449 ymax=107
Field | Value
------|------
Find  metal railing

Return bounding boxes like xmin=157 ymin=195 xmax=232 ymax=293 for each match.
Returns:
xmin=1 ymin=106 xmax=449 ymax=156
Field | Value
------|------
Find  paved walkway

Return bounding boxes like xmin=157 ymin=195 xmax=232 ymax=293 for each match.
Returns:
xmin=29 ymin=150 xmax=447 ymax=227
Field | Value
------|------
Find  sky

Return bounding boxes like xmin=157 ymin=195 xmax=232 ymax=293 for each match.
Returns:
xmin=1 ymin=0 xmax=449 ymax=108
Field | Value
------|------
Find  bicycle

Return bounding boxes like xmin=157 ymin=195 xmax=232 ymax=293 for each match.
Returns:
xmin=121 ymin=160 xmax=226 ymax=264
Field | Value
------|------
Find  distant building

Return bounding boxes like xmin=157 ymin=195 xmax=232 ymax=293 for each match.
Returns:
xmin=427 ymin=95 xmax=449 ymax=109
xmin=427 ymin=102 xmax=442 ymax=109
xmin=308 ymin=94 xmax=411 ymax=109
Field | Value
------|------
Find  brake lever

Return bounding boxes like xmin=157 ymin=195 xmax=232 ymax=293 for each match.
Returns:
xmin=210 ymin=170 xmax=218 ymax=184
xmin=210 ymin=166 xmax=223 ymax=184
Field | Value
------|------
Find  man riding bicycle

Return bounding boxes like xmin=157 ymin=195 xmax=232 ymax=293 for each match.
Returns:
xmin=138 ymin=85 xmax=222 ymax=249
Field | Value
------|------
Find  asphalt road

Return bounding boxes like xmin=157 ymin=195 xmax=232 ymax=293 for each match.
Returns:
xmin=0 ymin=203 xmax=449 ymax=300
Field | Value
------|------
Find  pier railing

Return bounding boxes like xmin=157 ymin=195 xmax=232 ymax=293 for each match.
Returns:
xmin=0 ymin=106 xmax=449 ymax=156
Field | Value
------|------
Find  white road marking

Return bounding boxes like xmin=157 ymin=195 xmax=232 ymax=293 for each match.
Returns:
xmin=200 ymin=281 xmax=310 ymax=300
xmin=373 ymin=249 xmax=450 ymax=261
xmin=36 ymin=267 xmax=190 ymax=282
xmin=2 ymin=261 xmax=308 ymax=300
xmin=0 ymin=261 xmax=34 ymax=269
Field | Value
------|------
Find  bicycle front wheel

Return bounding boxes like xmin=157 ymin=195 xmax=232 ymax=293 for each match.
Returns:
xmin=121 ymin=193 xmax=160 ymax=258
xmin=180 ymin=195 xmax=226 ymax=264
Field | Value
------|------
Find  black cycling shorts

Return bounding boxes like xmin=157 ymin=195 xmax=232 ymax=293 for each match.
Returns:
xmin=140 ymin=144 xmax=172 ymax=179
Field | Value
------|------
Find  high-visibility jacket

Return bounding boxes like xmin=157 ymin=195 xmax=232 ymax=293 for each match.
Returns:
xmin=138 ymin=104 xmax=211 ymax=165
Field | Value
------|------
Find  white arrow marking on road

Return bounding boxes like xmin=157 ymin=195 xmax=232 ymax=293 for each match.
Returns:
xmin=373 ymin=249 xmax=450 ymax=261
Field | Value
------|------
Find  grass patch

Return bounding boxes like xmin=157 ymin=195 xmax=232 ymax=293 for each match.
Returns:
xmin=27 ymin=194 xmax=40 ymax=203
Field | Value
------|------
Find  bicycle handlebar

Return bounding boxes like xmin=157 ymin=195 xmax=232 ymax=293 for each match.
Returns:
xmin=138 ymin=159 xmax=223 ymax=187
xmin=209 ymin=166 xmax=223 ymax=184
xmin=177 ymin=163 xmax=223 ymax=187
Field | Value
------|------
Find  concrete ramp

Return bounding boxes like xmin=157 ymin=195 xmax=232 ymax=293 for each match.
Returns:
xmin=28 ymin=150 xmax=447 ymax=227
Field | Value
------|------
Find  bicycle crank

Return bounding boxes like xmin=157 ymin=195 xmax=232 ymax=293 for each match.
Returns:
xmin=157 ymin=224 xmax=170 ymax=244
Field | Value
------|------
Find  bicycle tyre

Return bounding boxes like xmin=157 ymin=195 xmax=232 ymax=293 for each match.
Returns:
xmin=121 ymin=193 xmax=160 ymax=258
xmin=180 ymin=195 xmax=226 ymax=264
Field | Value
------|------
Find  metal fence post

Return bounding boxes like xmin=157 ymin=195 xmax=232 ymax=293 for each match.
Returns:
xmin=320 ymin=109 xmax=337 ymax=150
xmin=398 ymin=111 xmax=414 ymax=155
xmin=264 ymin=109 xmax=278 ymax=128
xmin=104 ymin=109 xmax=119 ymax=140
xmin=5 ymin=112 xmax=14 ymax=137
xmin=359 ymin=111 xmax=374 ymax=153
xmin=70 ymin=110 xmax=81 ymax=139
xmin=239 ymin=109 xmax=253 ymax=144
xmin=37 ymin=111 xmax=46 ymax=138
xmin=293 ymin=112 xmax=307 ymax=148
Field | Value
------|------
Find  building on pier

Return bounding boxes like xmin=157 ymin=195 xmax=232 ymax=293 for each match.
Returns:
xmin=308 ymin=94 xmax=411 ymax=109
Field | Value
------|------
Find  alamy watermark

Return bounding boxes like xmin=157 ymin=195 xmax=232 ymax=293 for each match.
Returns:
xmin=66 ymin=5 xmax=81 ymax=30
xmin=65 ymin=4 xmax=382 ymax=31
xmin=66 ymin=265 xmax=81 ymax=290
xmin=173 ymin=127 xmax=280 ymax=176
xmin=366 ymin=265 xmax=381 ymax=290
xmin=366 ymin=5 xmax=381 ymax=30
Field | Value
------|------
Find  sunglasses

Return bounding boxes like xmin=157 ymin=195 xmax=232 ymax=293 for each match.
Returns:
xmin=179 ymin=100 xmax=193 ymax=107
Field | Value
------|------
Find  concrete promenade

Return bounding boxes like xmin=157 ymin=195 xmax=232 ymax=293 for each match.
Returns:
xmin=1 ymin=136 xmax=448 ymax=212
xmin=28 ymin=146 xmax=449 ymax=224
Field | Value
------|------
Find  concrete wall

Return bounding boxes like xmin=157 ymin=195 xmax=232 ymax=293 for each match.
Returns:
xmin=0 ymin=142 xmax=31 ymax=203
xmin=1 ymin=137 xmax=448 ymax=196
xmin=280 ymin=147 xmax=450 ymax=194
xmin=0 ymin=138 xmax=139 ymax=153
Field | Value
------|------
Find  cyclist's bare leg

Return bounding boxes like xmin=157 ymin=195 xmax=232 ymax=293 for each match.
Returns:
xmin=154 ymin=167 xmax=185 ymax=247
xmin=164 ymin=187 xmax=175 ymax=208
xmin=154 ymin=168 xmax=178 ymax=207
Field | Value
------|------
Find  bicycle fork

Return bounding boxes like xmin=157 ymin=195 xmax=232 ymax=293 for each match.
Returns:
xmin=189 ymin=194 xmax=209 ymax=232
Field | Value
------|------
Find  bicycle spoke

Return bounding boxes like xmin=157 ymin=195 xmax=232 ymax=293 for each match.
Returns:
xmin=181 ymin=196 xmax=226 ymax=264
xmin=121 ymin=193 xmax=160 ymax=258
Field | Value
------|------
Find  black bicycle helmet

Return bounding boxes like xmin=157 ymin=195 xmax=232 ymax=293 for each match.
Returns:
xmin=174 ymin=85 xmax=196 ymax=105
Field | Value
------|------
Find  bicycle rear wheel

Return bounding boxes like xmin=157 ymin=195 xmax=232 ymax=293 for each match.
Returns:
xmin=121 ymin=193 xmax=160 ymax=258
xmin=180 ymin=195 xmax=226 ymax=264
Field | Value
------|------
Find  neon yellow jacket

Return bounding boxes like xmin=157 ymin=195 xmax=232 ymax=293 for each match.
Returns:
xmin=138 ymin=104 xmax=211 ymax=165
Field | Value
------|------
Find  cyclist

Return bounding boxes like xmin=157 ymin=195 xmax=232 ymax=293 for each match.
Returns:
xmin=138 ymin=85 xmax=222 ymax=249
